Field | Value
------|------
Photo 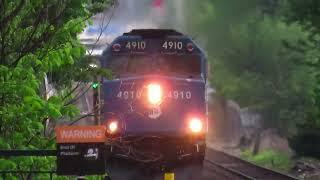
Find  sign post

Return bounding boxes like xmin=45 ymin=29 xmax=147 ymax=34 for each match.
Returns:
xmin=92 ymin=80 xmax=100 ymax=125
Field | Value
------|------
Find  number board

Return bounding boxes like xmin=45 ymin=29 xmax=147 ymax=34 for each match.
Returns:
xmin=117 ymin=39 xmax=192 ymax=53
xmin=161 ymin=41 xmax=184 ymax=50
xmin=125 ymin=41 xmax=146 ymax=51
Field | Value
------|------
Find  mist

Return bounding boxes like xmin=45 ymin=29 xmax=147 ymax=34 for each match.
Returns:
xmin=79 ymin=0 xmax=190 ymax=55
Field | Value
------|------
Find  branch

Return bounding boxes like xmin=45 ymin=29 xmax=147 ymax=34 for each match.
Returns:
xmin=16 ymin=164 xmax=25 ymax=180
xmin=10 ymin=3 xmax=69 ymax=67
xmin=64 ymin=84 xmax=91 ymax=106
xmin=62 ymin=82 xmax=82 ymax=101
xmin=18 ymin=8 xmax=44 ymax=54
xmin=10 ymin=28 xmax=52 ymax=67
xmin=88 ymin=4 xmax=116 ymax=55
xmin=26 ymin=135 xmax=35 ymax=146
xmin=0 ymin=19 xmax=6 ymax=65
xmin=0 ymin=0 xmax=6 ymax=23
xmin=0 ymin=0 xmax=25 ymax=29
xmin=68 ymin=113 xmax=95 ymax=126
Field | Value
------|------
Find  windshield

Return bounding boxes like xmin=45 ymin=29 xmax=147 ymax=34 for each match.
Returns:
xmin=106 ymin=54 xmax=202 ymax=78
xmin=155 ymin=55 xmax=201 ymax=76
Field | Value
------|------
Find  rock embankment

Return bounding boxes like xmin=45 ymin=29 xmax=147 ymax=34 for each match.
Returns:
xmin=291 ymin=158 xmax=320 ymax=180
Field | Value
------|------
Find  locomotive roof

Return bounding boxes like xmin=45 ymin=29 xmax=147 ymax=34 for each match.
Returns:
xmin=102 ymin=29 xmax=206 ymax=56
xmin=123 ymin=29 xmax=184 ymax=38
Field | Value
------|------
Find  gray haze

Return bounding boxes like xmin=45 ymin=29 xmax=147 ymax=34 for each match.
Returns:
xmin=79 ymin=0 xmax=188 ymax=55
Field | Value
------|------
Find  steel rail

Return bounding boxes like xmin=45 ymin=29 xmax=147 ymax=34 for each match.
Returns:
xmin=205 ymin=148 xmax=299 ymax=180
xmin=205 ymin=159 xmax=255 ymax=180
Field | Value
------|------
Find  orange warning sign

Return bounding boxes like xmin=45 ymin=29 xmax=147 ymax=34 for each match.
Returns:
xmin=55 ymin=126 xmax=106 ymax=143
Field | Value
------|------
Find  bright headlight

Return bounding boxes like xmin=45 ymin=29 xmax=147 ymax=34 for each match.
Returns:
xmin=189 ymin=118 xmax=203 ymax=133
xmin=147 ymin=83 xmax=162 ymax=105
xmin=108 ymin=121 xmax=118 ymax=133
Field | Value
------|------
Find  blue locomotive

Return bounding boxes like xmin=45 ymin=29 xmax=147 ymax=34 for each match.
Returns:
xmin=100 ymin=29 xmax=208 ymax=164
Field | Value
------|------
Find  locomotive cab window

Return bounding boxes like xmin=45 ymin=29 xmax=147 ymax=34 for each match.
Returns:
xmin=155 ymin=55 xmax=201 ymax=78
xmin=106 ymin=54 xmax=202 ymax=78
xmin=106 ymin=55 xmax=152 ymax=77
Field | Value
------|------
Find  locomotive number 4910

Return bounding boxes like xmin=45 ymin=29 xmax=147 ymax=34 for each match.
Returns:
xmin=116 ymin=90 xmax=192 ymax=100
xmin=162 ymin=41 xmax=183 ymax=50
xmin=125 ymin=41 xmax=146 ymax=50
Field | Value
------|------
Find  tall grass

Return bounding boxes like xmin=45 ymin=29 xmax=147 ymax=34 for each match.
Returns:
xmin=241 ymin=149 xmax=294 ymax=172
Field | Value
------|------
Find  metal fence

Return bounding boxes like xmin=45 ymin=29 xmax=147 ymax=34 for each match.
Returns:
xmin=0 ymin=150 xmax=56 ymax=180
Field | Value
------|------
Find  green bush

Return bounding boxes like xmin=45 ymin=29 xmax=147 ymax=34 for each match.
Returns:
xmin=241 ymin=150 xmax=294 ymax=172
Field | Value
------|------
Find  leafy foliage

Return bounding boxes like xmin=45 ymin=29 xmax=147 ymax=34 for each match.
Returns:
xmin=241 ymin=149 xmax=294 ymax=172
xmin=284 ymin=0 xmax=320 ymax=123
xmin=0 ymin=0 xmax=114 ymax=178
xmin=186 ymin=0 xmax=320 ymax=159
xmin=186 ymin=0 xmax=314 ymax=133
xmin=282 ymin=0 xmax=320 ymax=158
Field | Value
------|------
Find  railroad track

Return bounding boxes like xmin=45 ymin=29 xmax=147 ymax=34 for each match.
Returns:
xmin=203 ymin=148 xmax=299 ymax=180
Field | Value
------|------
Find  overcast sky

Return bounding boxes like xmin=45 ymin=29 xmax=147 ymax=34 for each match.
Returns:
xmin=79 ymin=0 xmax=186 ymax=55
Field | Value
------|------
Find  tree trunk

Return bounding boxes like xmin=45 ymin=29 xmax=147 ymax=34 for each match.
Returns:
xmin=252 ymin=128 xmax=262 ymax=155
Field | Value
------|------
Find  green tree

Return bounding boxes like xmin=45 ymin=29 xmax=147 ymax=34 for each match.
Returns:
xmin=284 ymin=0 xmax=320 ymax=127
xmin=283 ymin=0 xmax=320 ymax=158
xmin=186 ymin=0 xmax=313 ymax=133
xmin=0 ymin=0 xmax=113 ymax=178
